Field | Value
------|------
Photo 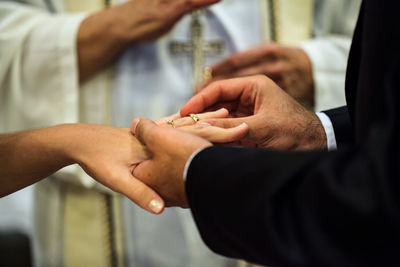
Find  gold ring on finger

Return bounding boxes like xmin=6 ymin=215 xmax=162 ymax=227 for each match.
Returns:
xmin=166 ymin=119 xmax=176 ymax=128
xmin=189 ymin=114 xmax=200 ymax=123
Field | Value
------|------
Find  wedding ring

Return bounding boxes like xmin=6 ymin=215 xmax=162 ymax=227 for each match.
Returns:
xmin=166 ymin=119 xmax=176 ymax=128
xmin=189 ymin=114 xmax=200 ymax=123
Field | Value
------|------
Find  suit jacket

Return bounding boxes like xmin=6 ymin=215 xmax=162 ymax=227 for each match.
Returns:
xmin=185 ymin=0 xmax=400 ymax=266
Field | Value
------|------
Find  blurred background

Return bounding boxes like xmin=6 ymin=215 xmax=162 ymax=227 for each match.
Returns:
xmin=0 ymin=0 xmax=361 ymax=266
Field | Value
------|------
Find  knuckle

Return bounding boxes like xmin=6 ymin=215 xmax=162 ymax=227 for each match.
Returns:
xmin=260 ymin=44 xmax=272 ymax=55
xmin=195 ymin=124 xmax=208 ymax=130
xmin=229 ymin=57 xmax=241 ymax=68
xmin=274 ymin=62 xmax=287 ymax=73
xmin=135 ymin=118 xmax=146 ymax=137
xmin=179 ymin=0 xmax=194 ymax=10
xmin=268 ymin=42 xmax=280 ymax=51
xmin=254 ymin=74 xmax=269 ymax=83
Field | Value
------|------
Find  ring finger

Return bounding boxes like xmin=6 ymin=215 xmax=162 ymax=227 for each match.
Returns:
xmin=172 ymin=108 xmax=229 ymax=128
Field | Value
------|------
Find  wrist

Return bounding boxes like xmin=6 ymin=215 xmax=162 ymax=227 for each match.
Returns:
xmin=81 ymin=10 xmax=131 ymax=47
xmin=44 ymin=124 xmax=100 ymax=168
xmin=104 ymin=2 xmax=148 ymax=46
xmin=46 ymin=124 xmax=82 ymax=166
xmin=102 ymin=4 xmax=137 ymax=46
xmin=77 ymin=9 xmax=132 ymax=81
xmin=305 ymin=111 xmax=327 ymax=150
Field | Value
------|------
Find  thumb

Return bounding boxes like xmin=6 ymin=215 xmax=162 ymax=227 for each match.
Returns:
xmin=130 ymin=118 xmax=161 ymax=150
xmin=204 ymin=116 xmax=261 ymax=143
xmin=204 ymin=117 xmax=250 ymax=129
xmin=115 ymin=170 xmax=165 ymax=214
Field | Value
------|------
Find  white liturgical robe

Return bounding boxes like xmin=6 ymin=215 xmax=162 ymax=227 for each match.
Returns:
xmin=0 ymin=0 xmax=361 ymax=266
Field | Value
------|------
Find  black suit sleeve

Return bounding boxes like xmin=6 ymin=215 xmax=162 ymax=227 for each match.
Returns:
xmin=322 ymin=106 xmax=354 ymax=148
xmin=187 ymin=121 xmax=400 ymax=266
xmin=185 ymin=2 xmax=400 ymax=264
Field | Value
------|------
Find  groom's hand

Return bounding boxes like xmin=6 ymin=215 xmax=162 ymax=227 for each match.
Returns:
xmin=130 ymin=112 xmax=249 ymax=207
xmin=182 ymin=75 xmax=327 ymax=151
xmin=131 ymin=118 xmax=212 ymax=208
xmin=156 ymin=108 xmax=249 ymax=143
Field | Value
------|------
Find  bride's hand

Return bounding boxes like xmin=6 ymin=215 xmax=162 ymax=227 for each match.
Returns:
xmin=156 ymin=108 xmax=249 ymax=143
xmin=61 ymin=124 xmax=165 ymax=214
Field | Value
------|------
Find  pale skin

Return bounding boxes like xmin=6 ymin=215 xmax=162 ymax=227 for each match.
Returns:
xmin=197 ymin=43 xmax=314 ymax=108
xmin=0 ymin=109 xmax=248 ymax=214
xmin=131 ymin=75 xmax=326 ymax=207
xmin=78 ymin=0 xmax=220 ymax=82
xmin=0 ymin=124 xmax=169 ymax=213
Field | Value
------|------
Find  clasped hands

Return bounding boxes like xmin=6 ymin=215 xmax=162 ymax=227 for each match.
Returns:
xmin=73 ymin=107 xmax=248 ymax=215
xmin=75 ymin=76 xmax=326 ymax=215
xmin=117 ymin=75 xmax=327 ymax=214
xmin=76 ymin=76 xmax=326 ymax=215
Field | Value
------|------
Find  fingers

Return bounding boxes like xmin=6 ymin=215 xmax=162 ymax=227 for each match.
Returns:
xmin=202 ymin=101 xmax=239 ymax=114
xmin=179 ymin=122 xmax=249 ymax=143
xmin=193 ymin=44 xmax=282 ymax=93
xmin=204 ymin=117 xmax=247 ymax=129
xmin=222 ymin=64 xmax=268 ymax=79
xmin=203 ymin=116 xmax=262 ymax=144
xmin=131 ymin=118 xmax=162 ymax=151
xmin=114 ymin=170 xmax=165 ymax=214
xmin=211 ymin=44 xmax=279 ymax=76
xmin=155 ymin=108 xmax=229 ymax=128
xmin=155 ymin=112 xmax=181 ymax=126
xmin=181 ymin=0 xmax=221 ymax=12
xmin=263 ymin=61 xmax=287 ymax=77
xmin=188 ymin=0 xmax=221 ymax=7
xmin=181 ymin=76 xmax=261 ymax=116
xmin=172 ymin=108 xmax=229 ymax=127
xmin=194 ymin=80 xmax=211 ymax=94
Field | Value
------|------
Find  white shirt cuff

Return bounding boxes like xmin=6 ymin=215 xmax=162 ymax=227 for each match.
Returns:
xmin=183 ymin=148 xmax=207 ymax=182
xmin=315 ymin=112 xmax=337 ymax=151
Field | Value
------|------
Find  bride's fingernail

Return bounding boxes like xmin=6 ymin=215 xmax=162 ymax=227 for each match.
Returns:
xmin=200 ymin=122 xmax=211 ymax=126
xmin=131 ymin=119 xmax=140 ymax=134
xmin=236 ymin=122 xmax=247 ymax=128
xmin=217 ymin=108 xmax=227 ymax=112
xmin=149 ymin=199 xmax=163 ymax=213
xmin=130 ymin=165 xmax=137 ymax=175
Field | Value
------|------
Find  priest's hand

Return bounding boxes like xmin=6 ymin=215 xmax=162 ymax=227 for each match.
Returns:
xmin=197 ymin=43 xmax=314 ymax=108
xmin=130 ymin=118 xmax=212 ymax=208
xmin=183 ymin=75 xmax=326 ymax=151
xmin=112 ymin=0 xmax=220 ymax=43
xmin=78 ymin=0 xmax=220 ymax=81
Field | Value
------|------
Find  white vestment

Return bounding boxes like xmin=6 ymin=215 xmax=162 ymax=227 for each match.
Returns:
xmin=0 ymin=0 xmax=361 ymax=266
